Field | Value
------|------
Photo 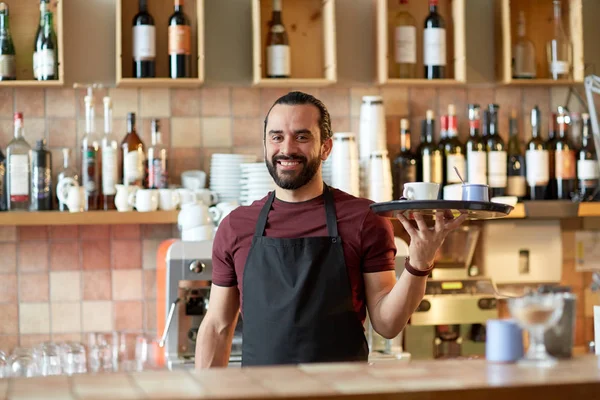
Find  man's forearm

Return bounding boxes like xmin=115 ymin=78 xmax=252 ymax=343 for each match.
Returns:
xmin=373 ymin=271 xmax=427 ymax=338
xmin=194 ymin=315 xmax=237 ymax=369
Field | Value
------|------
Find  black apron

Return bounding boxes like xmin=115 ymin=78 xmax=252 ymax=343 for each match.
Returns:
xmin=241 ymin=184 xmax=369 ymax=366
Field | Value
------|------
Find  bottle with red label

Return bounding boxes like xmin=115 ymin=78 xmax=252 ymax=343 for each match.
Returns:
xmin=169 ymin=0 xmax=191 ymax=78
xmin=553 ymin=107 xmax=576 ymax=200
xmin=6 ymin=112 xmax=31 ymax=211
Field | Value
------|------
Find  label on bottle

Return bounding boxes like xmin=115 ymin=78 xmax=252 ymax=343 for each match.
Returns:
xmin=555 ymin=149 xmax=576 ymax=179
xmin=394 ymin=26 xmax=416 ymax=64
xmin=446 ymin=154 xmax=465 ymax=184
xmin=124 ymin=149 xmax=143 ymax=185
xmin=267 ymin=44 xmax=290 ymax=77
xmin=466 ymin=150 xmax=487 ymax=184
xmin=0 ymin=55 xmax=15 ymax=79
xmin=525 ymin=149 xmax=549 ymax=186
xmin=423 ymin=27 xmax=446 ymax=66
xmin=9 ymin=154 xmax=29 ymax=201
xmin=577 ymin=159 xmax=600 ymax=180
xmin=83 ymin=148 xmax=97 ymax=193
xmin=32 ymin=166 xmax=51 ymax=200
xmin=551 ymin=60 xmax=569 ymax=75
xmin=168 ymin=25 xmax=191 ymax=55
xmin=133 ymin=25 xmax=156 ymax=61
xmin=487 ymin=150 xmax=507 ymax=188
xmin=102 ymin=147 xmax=118 ymax=195
xmin=422 ymin=153 xmax=443 ymax=184
xmin=34 ymin=49 xmax=55 ymax=78
xmin=507 ymin=176 xmax=526 ymax=197
xmin=148 ymin=158 xmax=168 ymax=189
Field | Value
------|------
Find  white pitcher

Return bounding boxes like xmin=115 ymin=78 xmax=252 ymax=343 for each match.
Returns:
xmin=57 ymin=185 xmax=86 ymax=213
xmin=115 ymin=184 xmax=138 ymax=212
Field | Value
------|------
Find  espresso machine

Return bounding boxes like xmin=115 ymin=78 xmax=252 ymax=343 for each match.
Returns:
xmin=156 ymin=239 xmax=243 ymax=369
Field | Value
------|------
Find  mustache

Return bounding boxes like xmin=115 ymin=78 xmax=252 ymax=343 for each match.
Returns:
xmin=272 ymin=154 xmax=307 ymax=163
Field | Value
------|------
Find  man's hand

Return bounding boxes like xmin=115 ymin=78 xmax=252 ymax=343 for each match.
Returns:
xmin=396 ymin=211 xmax=467 ymax=270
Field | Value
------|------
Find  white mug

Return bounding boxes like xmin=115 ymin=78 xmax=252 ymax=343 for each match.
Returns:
xmin=176 ymin=188 xmax=198 ymax=206
xmin=181 ymin=224 xmax=214 ymax=241
xmin=115 ymin=184 xmax=139 ymax=212
xmin=57 ymin=185 xmax=85 ymax=213
xmin=177 ymin=203 xmax=214 ymax=231
xmin=128 ymin=189 xmax=159 ymax=212
xmin=402 ymin=182 xmax=440 ymax=200
xmin=158 ymin=189 xmax=180 ymax=211
xmin=209 ymin=201 xmax=238 ymax=225
xmin=181 ymin=170 xmax=207 ymax=190
xmin=193 ymin=188 xmax=219 ymax=206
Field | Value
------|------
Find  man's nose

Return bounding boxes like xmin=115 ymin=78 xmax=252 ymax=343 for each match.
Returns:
xmin=279 ymin=136 xmax=297 ymax=155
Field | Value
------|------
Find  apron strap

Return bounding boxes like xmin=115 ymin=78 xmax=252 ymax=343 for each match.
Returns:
xmin=254 ymin=184 xmax=340 ymax=238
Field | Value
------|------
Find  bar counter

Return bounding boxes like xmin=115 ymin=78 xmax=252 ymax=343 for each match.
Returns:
xmin=2 ymin=355 xmax=600 ymax=400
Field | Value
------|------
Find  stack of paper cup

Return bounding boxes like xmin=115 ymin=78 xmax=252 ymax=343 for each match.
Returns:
xmin=367 ymin=150 xmax=393 ymax=202
xmin=359 ymin=96 xmax=387 ymax=198
xmin=329 ymin=132 xmax=360 ymax=197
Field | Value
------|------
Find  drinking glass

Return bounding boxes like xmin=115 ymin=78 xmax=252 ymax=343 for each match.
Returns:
xmin=0 ymin=350 xmax=7 ymax=378
xmin=60 ymin=342 xmax=87 ymax=375
xmin=38 ymin=342 xmax=62 ymax=376
xmin=9 ymin=347 xmax=40 ymax=377
xmin=87 ymin=333 xmax=113 ymax=373
xmin=508 ymin=292 xmax=564 ymax=367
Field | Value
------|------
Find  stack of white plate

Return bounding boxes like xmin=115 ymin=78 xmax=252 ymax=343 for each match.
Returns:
xmin=239 ymin=163 xmax=276 ymax=205
xmin=209 ymin=153 xmax=257 ymax=203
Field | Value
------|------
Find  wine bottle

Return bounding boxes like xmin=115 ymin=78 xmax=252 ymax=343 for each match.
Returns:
xmin=547 ymin=0 xmax=572 ymax=80
xmin=35 ymin=11 xmax=57 ymax=81
xmin=133 ymin=0 xmax=155 ymax=78
xmin=0 ymin=3 xmax=15 ymax=81
xmin=423 ymin=0 xmax=446 ymax=79
xmin=553 ymin=107 xmax=576 ymax=200
xmin=33 ymin=0 xmax=48 ymax=80
xmin=147 ymin=119 xmax=168 ymax=189
xmin=419 ymin=110 xmax=443 ymax=185
xmin=30 ymin=139 xmax=52 ymax=211
xmin=486 ymin=104 xmax=507 ymax=197
xmin=169 ymin=0 xmax=191 ymax=79
xmin=266 ymin=0 xmax=290 ymax=78
xmin=466 ymin=104 xmax=487 ymax=184
xmin=577 ymin=113 xmax=599 ymax=201
xmin=392 ymin=118 xmax=417 ymax=199
xmin=121 ymin=113 xmax=145 ymax=187
xmin=545 ymin=113 xmax=558 ymax=199
xmin=102 ymin=96 xmax=118 ymax=210
xmin=81 ymin=95 xmax=100 ymax=210
xmin=506 ymin=110 xmax=526 ymax=200
xmin=6 ymin=113 xmax=31 ymax=211
xmin=525 ymin=106 xmax=549 ymax=200
xmin=512 ymin=11 xmax=536 ymax=79
xmin=442 ymin=109 xmax=465 ymax=186
xmin=389 ymin=0 xmax=416 ymax=79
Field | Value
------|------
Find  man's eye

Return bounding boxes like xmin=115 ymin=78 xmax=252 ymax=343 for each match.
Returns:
xmin=297 ymin=135 xmax=308 ymax=141
xmin=271 ymin=135 xmax=282 ymax=141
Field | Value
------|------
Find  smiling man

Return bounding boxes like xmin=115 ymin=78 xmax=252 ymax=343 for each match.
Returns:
xmin=195 ymin=91 xmax=466 ymax=368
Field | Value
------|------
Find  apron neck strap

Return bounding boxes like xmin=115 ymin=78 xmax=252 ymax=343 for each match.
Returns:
xmin=254 ymin=184 xmax=340 ymax=237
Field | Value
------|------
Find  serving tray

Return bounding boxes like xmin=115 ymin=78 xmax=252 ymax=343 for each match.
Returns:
xmin=370 ymin=200 xmax=514 ymax=220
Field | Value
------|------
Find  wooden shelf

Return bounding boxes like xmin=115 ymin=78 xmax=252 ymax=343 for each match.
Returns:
xmin=376 ymin=0 xmax=466 ymax=85
xmin=0 ymin=210 xmax=178 ymax=226
xmin=502 ymin=202 xmax=600 ymax=219
xmin=116 ymin=0 xmax=204 ymax=87
xmin=498 ymin=79 xmax=583 ymax=87
xmin=495 ymin=0 xmax=584 ymax=85
xmin=252 ymin=0 xmax=337 ymax=87
xmin=2 ymin=0 xmax=64 ymax=85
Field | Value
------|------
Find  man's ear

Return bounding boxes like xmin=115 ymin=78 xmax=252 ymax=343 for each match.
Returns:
xmin=321 ymin=137 xmax=333 ymax=161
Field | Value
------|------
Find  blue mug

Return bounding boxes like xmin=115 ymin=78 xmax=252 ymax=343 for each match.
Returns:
xmin=486 ymin=319 xmax=524 ymax=363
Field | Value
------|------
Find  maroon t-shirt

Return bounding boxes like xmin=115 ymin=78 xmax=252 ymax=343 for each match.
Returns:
xmin=211 ymin=188 xmax=397 ymax=324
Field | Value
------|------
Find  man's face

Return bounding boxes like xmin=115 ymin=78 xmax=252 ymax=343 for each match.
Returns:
xmin=264 ymin=104 xmax=331 ymax=190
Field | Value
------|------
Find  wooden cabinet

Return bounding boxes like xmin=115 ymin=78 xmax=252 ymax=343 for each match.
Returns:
xmin=495 ymin=0 xmax=584 ymax=85
xmin=116 ymin=0 xmax=204 ymax=88
xmin=0 ymin=0 xmax=64 ymax=87
xmin=376 ymin=0 xmax=466 ymax=86
xmin=251 ymin=0 xmax=337 ymax=87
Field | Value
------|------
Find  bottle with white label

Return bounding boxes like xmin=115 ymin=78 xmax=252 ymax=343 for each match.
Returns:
xmin=554 ymin=107 xmax=576 ymax=200
xmin=82 ymin=94 xmax=100 ymax=210
xmin=56 ymin=148 xmax=79 ymax=212
xmin=102 ymin=96 xmax=118 ymax=210
xmin=34 ymin=10 xmax=57 ymax=81
xmin=32 ymin=0 xmax=48 ymax=80
xmin=133 ymin=0 xmax=155 ymax=78
xmin=6 ymin=112 xmax=31 ymax=211
xmin=417 ymin=110 xmax=443 ymax=187
xmin=525 ymin=106 xmax=549 ymax=200
xmin=423 ymin=0 xmax=446 ymax=79
xmin=266 ymin=0 xmax=290 ymax=78
xmin=121 ymin=112 xmax=145 ymax=187
xmin=442 ymin=108 xmax=465 ymax=186
xmin=147 ymin=119 xmax=168 ymax=189
xmin=466 ymin=104 xmax=487 ymax=184
xmin=577 ymin=113 xmax=599 ymax=200
xmin=0 ymin=3 xmax=16 ymax=81
xmin=546 ymin=0 xmax=571 ymax=80
xmin=486 ymin=104 xmax=507 ymax=197
xmin=389 ymin=0 xmax=416 ymax=79
xmin=506 ymin=111 xmax=526 ymax=200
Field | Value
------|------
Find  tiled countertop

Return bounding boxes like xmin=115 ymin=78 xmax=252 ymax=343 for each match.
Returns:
xmin=2 ymin=355 xmax=600 ymax=400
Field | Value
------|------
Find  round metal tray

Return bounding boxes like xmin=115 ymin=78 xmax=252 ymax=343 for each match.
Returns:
xmin=370 ymin=200 xmax=514 ymax=220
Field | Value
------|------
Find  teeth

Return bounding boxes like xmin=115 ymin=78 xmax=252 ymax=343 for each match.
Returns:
xmin=280 ymin=161 xmax=299 ymax=166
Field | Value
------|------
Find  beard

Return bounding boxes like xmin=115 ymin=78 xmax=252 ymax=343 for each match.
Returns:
xmin=266 ymin=152 xmax=321 ymax=190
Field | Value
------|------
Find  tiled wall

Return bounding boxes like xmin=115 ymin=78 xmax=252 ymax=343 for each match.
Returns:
xmin=0 ymin=84 xmax=589 ymax=353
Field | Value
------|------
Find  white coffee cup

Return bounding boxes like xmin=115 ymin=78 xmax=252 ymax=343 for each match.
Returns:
xmin=115 ymin=184 xmax=138 ymax=212
xmin=209 ymin=201 xmax=238 ymax=225
xmin=176 ymin=188 xmax=198 ymax=206
xmin=402 ymin=182 xmax=440 ymax=200
xmin=193 ymin=188 xmax=219 ymax=206
xmin=158 ymin=189 xmax=180 ymax=211
xmin=57 ymin=184 xmax=85 ymax=213
xmin=181 ymin=170 xmax=207 ymax=190
xmin=443 ymin=183 xmax=462 ymax=200
xmin=181 ymin=224 xmax=214 ymax=241
xmin=178 ymin=202 xmax=214 ymax=231
xmin=129 ymin=189 xmax=159 ymax=212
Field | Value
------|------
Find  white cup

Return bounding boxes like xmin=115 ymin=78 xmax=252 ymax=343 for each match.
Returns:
xmin=57 ymin=184 xmax=85 ymax=213
xmin=193 ymin=188 xmax=219 ymax=206
xmin=176 ymin=188 xmax=197 ymax=206
xmin=181 ymin=224 xmax=214 ymax=241
xmin=209 ymin=201 xmax=239 ymax=225
xmin=158 ymin=189 xmax=180 ymax=211
xmin=181 ymin=170 xmax=206 ymax=190
xmin=115 ymin=184 xmax=138 ymax=212
xmin=178 ymin=203 xmax=214 ymax=231
xmin=402 ymin=182 xmax=440 ymax=200
xmin=443 ymin=183 xmax=462 ymax=200
xmin=129 ymin=189 xmax=159 ymax=212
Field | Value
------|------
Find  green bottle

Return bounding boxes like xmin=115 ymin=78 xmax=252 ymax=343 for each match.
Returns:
xmin=0 ymin=2 xmax=15 ymax=81
xmin=36 ymin=10 xmax=58 ymax=81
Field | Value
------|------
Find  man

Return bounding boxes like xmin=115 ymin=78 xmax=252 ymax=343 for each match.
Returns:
xmin=195 ymin=91 xmax=466 ymax=368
